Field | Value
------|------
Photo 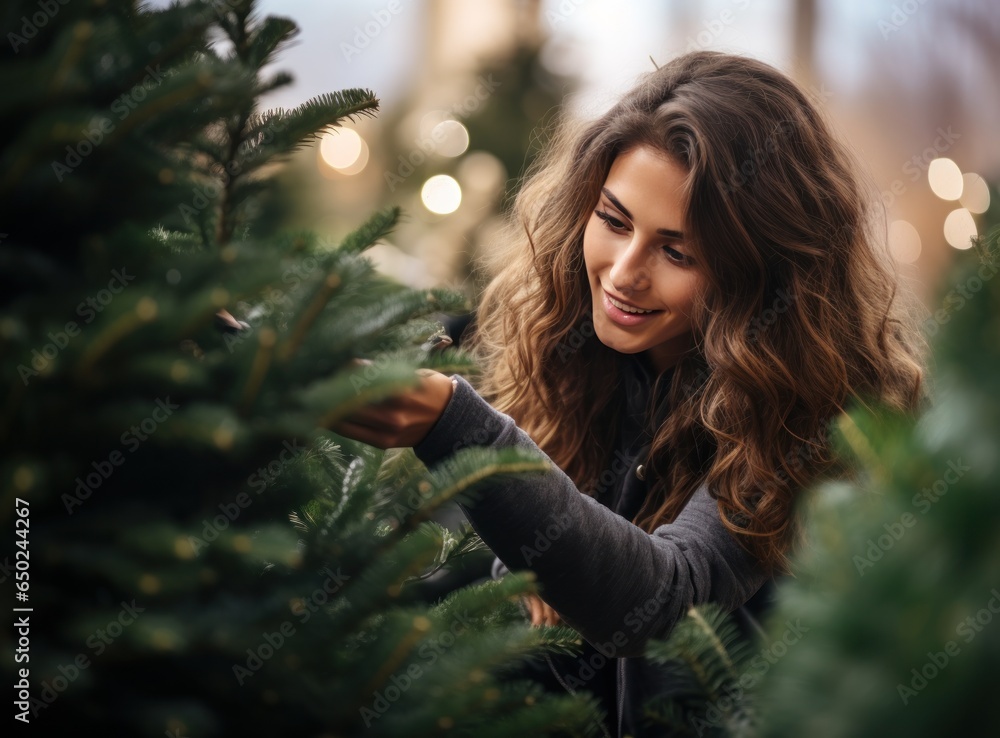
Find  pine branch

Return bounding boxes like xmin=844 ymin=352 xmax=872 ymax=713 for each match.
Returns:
xmin=339 ymin=206 xmax=403 ymax=255
xmin=2 ymin=0 xmax=611 ymax=733
xmin=256 ymin=70 xmax=294 ymax=96
xmin=246 ymin=15 xmax=299 ymax=69
xmin=237 ymin=89 xmax=380 ymax=167
xmin=643 ymin=604 xmax=756 ymax=737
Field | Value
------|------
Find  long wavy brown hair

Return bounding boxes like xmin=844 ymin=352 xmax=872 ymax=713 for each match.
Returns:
xmin=463 ymin=51 xmax=926 ymax=575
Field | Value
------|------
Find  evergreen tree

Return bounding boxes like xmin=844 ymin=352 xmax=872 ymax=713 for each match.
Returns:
xmin=752 ymin=198 xmax=1000 ymax=737
xmin=15 ymin=2 xmax=992 ymax=736
xmin=641 ymin=603 xmax=758 ymax=737
xmin=0 ymin=1 xmax=603 ymax=735
xmin=634 ymin=198 xmax=1000 ymax=738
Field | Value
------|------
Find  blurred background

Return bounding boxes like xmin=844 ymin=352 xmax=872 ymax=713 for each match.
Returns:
xmin=158 ymin=0 xmax=999 ymax=318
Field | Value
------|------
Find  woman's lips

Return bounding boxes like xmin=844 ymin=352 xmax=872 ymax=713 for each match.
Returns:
xmin=601 ymin=290 xmax=662 ymax=326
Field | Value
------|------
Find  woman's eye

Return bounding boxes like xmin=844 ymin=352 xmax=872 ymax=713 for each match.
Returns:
xmin=663 ymin=245 xmax=692 ymax=265
xmin=595 ymin=210 xmax=626 ymax=231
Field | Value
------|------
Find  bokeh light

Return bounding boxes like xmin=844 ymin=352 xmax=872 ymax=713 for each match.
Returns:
xmin=959 ymin=173 xmax=991 ymax=214
xmin=319 ymin=128 xmax=369 ymax=175
xmin=928 ymin=158 xmax=963 ymax=200
xmin=888 ymin=220 xmax=922 ymax=263
xmin=456 ymin=151 xmax=506 ymax=194
xmin=421 ymin=175 xmax=462 ymax=214
xmin=943 ymin=208 xmax=977 ymax=250
xmin=418 ymin=110 xmax=452 ymax=140
xmin=432 ymin=120 xmax=470 ymax=157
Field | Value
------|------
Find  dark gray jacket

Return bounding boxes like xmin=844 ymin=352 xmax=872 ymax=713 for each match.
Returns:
xmin=413 ymin=355 xmax=771 ymax=737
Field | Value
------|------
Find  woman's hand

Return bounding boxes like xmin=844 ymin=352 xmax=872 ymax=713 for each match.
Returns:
xmin=329 ymin=363 xmax=456 ymax=449
xmin=523 ymin=594 xmax=562 ymax=627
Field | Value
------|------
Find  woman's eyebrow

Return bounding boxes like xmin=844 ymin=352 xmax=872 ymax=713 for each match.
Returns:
xmin=601 ymin=187 xmax=684 ymax=239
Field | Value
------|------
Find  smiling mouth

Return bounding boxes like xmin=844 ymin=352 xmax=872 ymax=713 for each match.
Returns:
xmin=606 ymin=294 xmax=657 ymax=314
xmin=599 ymin=289 xmax=664 ymax=327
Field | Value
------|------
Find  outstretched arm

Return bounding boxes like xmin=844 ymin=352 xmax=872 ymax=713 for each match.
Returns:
xmin=412 ymin=375 xmax=769 ymax=658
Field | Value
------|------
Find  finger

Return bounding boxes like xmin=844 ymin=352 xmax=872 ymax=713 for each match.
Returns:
xmin=331 ymin=396 xmax=406 ymax=431
xmin=214 ymin=308 xmax=249 ymax=334
xmin=536 ymin=599 xmax=557 ymax=627
xmin=528 ymin=596 xmax=543 ymax=627
xmin=329 ymin=419 xmax=392 ymax=449
xmin=519 ymin=595 xmax=533 ymax=622
xmin=330 ymin=409 xmax=386 ymax=435
xmin=539 ymin=601 xmax=556 ymax=626
xmin=332 ymin=408 xmax=385 ymax=431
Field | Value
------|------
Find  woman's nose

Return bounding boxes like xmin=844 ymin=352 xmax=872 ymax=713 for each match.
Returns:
xmin=609 ymin=237 xmax=651 ymax=293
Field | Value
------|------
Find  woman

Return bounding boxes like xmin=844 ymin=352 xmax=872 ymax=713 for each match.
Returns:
xmin=332 ymin=51 xmax=926 ymax=737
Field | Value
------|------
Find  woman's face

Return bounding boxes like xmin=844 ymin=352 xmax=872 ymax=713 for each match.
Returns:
xmin=583 ymin=145 xmax=706 ymax=372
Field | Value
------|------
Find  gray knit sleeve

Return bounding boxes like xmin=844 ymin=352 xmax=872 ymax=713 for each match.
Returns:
xmin=490 ymin=556 xmax=510 ymax=581
xmin=413 ymin=374 xmax=769 ymax=658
